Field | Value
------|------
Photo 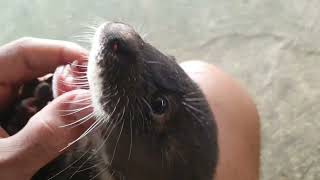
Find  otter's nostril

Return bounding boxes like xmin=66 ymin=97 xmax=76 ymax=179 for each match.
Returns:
xmin=107 ymin=37 xmax=133 ymax=56
xmin=108 ymin=38 xmax=121 ymax=53
xmin=112 ymin=40 xmax=119 ymax=53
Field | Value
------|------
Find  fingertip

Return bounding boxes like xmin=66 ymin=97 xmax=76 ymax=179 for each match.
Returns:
xmin=0 ymin=37 xmax=89 ymax=84
xmin=61 ymin=41 xmax=89 ymax=64
xmin=52 ymin=66 xmax=70 ymax=98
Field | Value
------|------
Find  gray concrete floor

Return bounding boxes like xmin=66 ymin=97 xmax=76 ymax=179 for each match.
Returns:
xmin=0 ymin=0 xmax=319 ymax=179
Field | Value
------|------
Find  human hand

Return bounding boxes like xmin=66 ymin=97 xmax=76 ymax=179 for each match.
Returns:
xmin=0 ymin=38 xmax=92 ymax=180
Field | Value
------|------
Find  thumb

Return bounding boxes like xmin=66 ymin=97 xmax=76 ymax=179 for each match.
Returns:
xmin=2 ymin=89 xmax=93 ymax=175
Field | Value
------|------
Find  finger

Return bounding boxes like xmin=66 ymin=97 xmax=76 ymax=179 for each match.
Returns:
xmin=0 ymin=37 xmax=88 ymax=84
xmin=52 ymin=61 xmax=88 ymax=98
xmin=1 ymin=89 xmax=93 ymax=174
xmin=52 ymin=66 xmax=75 ymax=98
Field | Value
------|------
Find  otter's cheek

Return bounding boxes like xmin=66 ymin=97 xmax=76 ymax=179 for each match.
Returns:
xmin=52 ymin=61 xmax=88 ymax=98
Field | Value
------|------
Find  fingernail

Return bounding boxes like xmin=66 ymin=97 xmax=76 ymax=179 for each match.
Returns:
xmin=52 ymin=66 xmax=65 ymax=98
xmin=0 ymin=125 xmax=9 ymax=138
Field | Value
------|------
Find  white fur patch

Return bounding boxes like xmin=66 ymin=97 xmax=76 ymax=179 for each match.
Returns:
xmin=87 ymin=22 xmax=115 ymax=180
xmin=87 ymin=22 xmax=110 ymax=122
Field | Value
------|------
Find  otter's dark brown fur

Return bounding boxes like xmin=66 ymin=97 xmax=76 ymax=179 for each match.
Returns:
xmin=1 ymin=22 xmax=218 ymax=180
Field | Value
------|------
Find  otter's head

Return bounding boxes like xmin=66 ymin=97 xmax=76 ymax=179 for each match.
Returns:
xmin=87 ymin=22 xmax=218 ymax=180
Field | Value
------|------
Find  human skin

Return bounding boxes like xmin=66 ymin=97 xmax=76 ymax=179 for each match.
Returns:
xmin=0 ymin=38 xmax=91 ymax=180
xmin=0 ymin=38 xmax=260 ymax=180
xmin=181 ymin=61 xmax=260 ymax=180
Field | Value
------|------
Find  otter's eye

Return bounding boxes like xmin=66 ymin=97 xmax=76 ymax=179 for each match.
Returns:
xmin=151 ymin=96 xmax=168 ymax=115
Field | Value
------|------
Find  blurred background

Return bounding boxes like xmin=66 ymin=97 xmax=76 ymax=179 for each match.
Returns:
xmin=0 ymin=0 xmax=319 ymax=179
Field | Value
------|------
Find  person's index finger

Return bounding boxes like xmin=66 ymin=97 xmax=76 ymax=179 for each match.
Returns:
xmin=0 ymin=37 xmax=88 ymax=84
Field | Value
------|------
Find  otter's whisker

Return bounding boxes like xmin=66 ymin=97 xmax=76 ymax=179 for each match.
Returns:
xmin=72 ymin=114 xmax=118 ymax=178
xmin=110 ymin=108 xmax=126 ymax=165
xmin=128 ymin=109 xmax=133 ymax=160
xmin=101 ymin=99 xmax=112 ymax=107
xmin=68 ymin=69 xmax=88 ymax=75
xmin=88 ymin=166 xmax=110 ymax=180
xmin=59 ymin=79 xmax=89 ymax=86
xmin=54 ymin=87 xmax=69 ymax=94
xmin=67 ymin=118 xmax=96 ymax=131
xmin=69 ymin=158 xmax=105 ymax=178
xmin=74 ymin=32 xmax=95 ymax=37
xmin=142 ymin=32 xmax=149 ymax=40
xmin=59 ymin=104 xmax=93 ymax=116
xmin=184 ymin=91 xmax=201 ymax=96
xmin=184 ymin=98 xmax=206 ymax=102
xmin=48 ymin=149 xmax=92 ymax=180
xmin=77 ymin=119 xmax=111 ymax=164
xmin=73 ymin=160 xmax=105 ymax=174
xmin=61 ymin=97 xmax=91 ymax=104
xmin=71 ymin=27 xmax=94 ymax=44
xmin=182 ymin=101 xmax=206 ymax=116
xmin=71 ymin=77 xmax=88 ymax=81
xmin=161 ymin=148 xmax=165 ymax=168
xmin=184 ymin=107 xmax=205 ymax=128
xmin=136 ymin=100 xmax=145 ymax=129
xmin=61 ymin=84 xmax=90 ymax=89
xmin=59 ymin=80 xmax=89 ymax=86
xmin=141 ymin=98 xmax=152 ymax=127
xmin=60 ymin=118 xmax=102 ymax=152
xmin=73 ymin=28 xmax=96 ymax=35
xmin=67 ymin=74 xmax=87 ymax=78
xmin=73 ymin=77 xmax=88 ymax=80
xmin=71 ymin=95 xmax=122 ymax=174
xmin=106 ymin=97 xmax=121 ymax=121
xmin=82 ymin=19 xmax=102 ymax=32
xmin=141 ymin=97 xmax=152 ymax=111
xmin=73 ymin=37 xmax=93 ymax=42
xmin=71 ymin=64 xmax=88 ymax=68
xmin=57 ymin=121 xmax=104 ymax=179
xmin=144 ymin=61 xmax=164 ymax=65
xmin=138 ymin=98 xmax=147 ymax=128
xmin=58 ymin=104 xmax=92 ymax=112
xmin=59 ymin=112 xmax=94 ymax=128
xmin=73 ymin=35 xmax=93 ymax=40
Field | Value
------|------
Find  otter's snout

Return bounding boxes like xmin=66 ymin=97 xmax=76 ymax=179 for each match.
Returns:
xmin=97 ymin=22 xmax=143 ymax=60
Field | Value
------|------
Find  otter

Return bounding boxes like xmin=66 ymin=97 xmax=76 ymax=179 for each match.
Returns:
xmin=4 ymin=21 xmax=219 ymax=180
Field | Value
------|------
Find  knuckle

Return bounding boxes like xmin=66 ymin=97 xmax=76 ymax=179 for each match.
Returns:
xmin=17 ymin=36 xmax=35 ymax=43
xmin=15 ymin=37 xmax=35 ymax=45
xmin=12 ymin=37 xmax=35 ymax=54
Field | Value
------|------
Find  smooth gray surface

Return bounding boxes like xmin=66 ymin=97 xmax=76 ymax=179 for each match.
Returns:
xmin=1 ymin=1 xmax=319 ymax=179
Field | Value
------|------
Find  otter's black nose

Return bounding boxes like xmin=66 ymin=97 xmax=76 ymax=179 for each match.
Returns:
xmin=102 ymin=22 xmax=143 ymax=57
xmin=106 ymin=37 xmax=123 ymax=54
